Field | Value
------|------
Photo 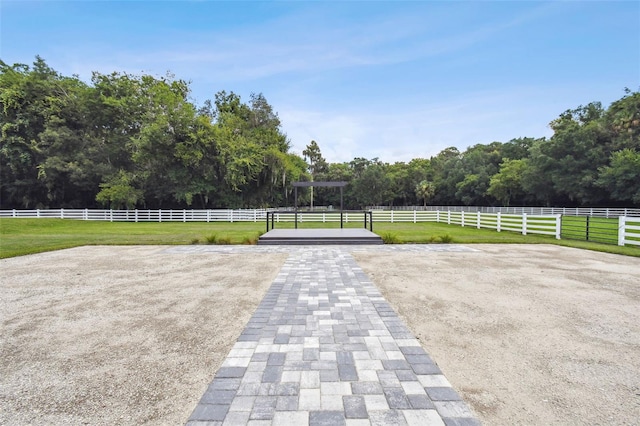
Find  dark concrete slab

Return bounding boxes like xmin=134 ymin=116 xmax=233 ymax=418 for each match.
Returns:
xmin=258 ymin=229 xmax=383 ymax=245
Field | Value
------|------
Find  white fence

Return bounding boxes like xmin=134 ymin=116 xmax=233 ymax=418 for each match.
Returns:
xmin=0 ymin=208 xmax=267 ymax=222
xmin=371 ymin=210 xmax=561 ymax=239
xmin=619 ymin=216 xmax=640 ymax=247
xmin=3 ymin=208 xmax=640 ymax=247
xmin=372 ymin=206 xmax=640 ymax=218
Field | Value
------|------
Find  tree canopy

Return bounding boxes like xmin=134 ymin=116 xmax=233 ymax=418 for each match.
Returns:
xmin=1 ymin=57 xmax=638 ymax=209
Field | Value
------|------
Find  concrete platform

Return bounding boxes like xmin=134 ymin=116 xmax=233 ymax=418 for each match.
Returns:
xmin=258 ymin=229 xmax=383 ymax=245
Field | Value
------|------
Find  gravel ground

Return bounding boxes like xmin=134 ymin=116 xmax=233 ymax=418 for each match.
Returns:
xmin=354 ymin=244 xmax=640 ymax=425
xmin=1 ymin=244 xmax=639 ymax=425
xmin=0 ymin=246 xmax=287 ymax=425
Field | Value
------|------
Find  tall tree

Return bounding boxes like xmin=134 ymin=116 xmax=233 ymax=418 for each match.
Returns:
xmin=597 ymin=149 xmax=640 ymax=204
xmin=415 ymin=180 xmax=436 ymax=207
xmin=487 ymin=159 xmax=528 ymax=206
xmin=302 ymin=140 xmax=327 ymax=209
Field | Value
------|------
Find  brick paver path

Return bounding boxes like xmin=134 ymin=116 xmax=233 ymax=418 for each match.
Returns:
xmin=183 ymin=246 xmax=480 ymax=426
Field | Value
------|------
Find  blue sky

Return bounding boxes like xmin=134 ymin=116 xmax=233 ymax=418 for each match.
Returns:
xmin=1 ymin=1 xmax=639 ymax=163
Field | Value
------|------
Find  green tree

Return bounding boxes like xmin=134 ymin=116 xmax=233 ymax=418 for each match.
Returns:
xmin=524 ymin=103 xmax=611 ymax=206
xmin=605 ymin=89 xmax=640 ymax=152
xmin=414 ymin=180 xmax=435 ymax=207
xmin=487 ymin=159 xmax=528 ymax=206
xmin=430 ymin=147 xmax=463 ymax=205
xmin=351 ymin=160 xmax=391 ymax=208
xmin=302 ymin=140 xmax=327 ymax=208
xmin=95 ymin=170 xmax=143 ymax=209
xmin=597 ymin=149 xmax=640 ymax=203
xmin=0 ymin=57 xmax=105 ymax=208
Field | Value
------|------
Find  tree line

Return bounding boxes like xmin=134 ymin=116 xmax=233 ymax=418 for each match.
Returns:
xmin=1 ymin=57 xmax=639 ymax=210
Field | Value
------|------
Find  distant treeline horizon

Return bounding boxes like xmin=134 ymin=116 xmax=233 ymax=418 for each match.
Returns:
xmin=1 ymin=57 xmax=639 ymax=210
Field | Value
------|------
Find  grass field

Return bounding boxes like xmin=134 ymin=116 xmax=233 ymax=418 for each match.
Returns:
xmin=1 ymin=218 xmax=638 ymax=259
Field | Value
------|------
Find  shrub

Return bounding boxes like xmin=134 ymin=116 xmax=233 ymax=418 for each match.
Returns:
xmin=381 ymin=232 xmax=400 ymax=244
xmin=439 ymin=234 xmax=454 ymax=243
xmin=205 ymin=234 xmax=217 ymax=244
xmin=190 ymin=238 xmax=200 ymax=245
xmin=216 ymin=236 xmax=232 ymax=245
xmin=242 ymin=234 xmax=260 ymax=245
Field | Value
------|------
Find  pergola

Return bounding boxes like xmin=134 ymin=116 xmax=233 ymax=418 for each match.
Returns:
xmin=293 ymin=181 xmax=348 ymax=228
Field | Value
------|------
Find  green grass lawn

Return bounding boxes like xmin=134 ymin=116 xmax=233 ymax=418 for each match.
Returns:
xmin=1 ymin=218 xmax=638 ymax=259
xmin=0 ymin=219 xmax=264 ymax=258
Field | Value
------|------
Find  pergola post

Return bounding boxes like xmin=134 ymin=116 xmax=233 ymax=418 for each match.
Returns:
xmin=340 ymin=186 xmax=344 ymax=229
xmin=294 ymin=186 xmax=298 ymax=229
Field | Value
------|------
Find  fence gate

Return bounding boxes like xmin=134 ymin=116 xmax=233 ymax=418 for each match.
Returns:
xmin=560 ymin=215 xmax=619 ymax=245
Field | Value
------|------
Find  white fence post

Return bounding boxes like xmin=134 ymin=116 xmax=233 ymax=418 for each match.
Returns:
xmin=159 ymin=209 xmax=162 ymax=223
xmin=618 ymin=216 xmax=626 ymax=246
xmin=497 ymin=212 xmax=501 ymax=232
xmin=413 ymin=210 xmax=417 ymax=224
xmin=477 ymin=211 xmax=481 ymax=229
xmin=556 ymin=214 xmax=562 ymax=239
xmin=436 ymin=210 xmax=440 ymax=223
xmin=522 ymin=213 xmax=527 ymax=235
xmin=60 ymin=208 xmax=64 ymax=219
xmin=135 ymin=209 xmax=138 ymax=223
xmin=447 ymin=211 xmax=451 ymax=225
xmin=461 ymin=211 xmax=465 ymax=227
xmin=391 ymin=210 xmax=394 ymax=223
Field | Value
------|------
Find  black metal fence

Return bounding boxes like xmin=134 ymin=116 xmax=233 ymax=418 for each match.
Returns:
xmin=560 ymin=216 xmax=619 ymax=245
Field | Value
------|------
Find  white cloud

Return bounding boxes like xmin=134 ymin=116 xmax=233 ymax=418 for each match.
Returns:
xmin=279 ymin=88 xmax=561 ymax=164
xmin=49 ymin=2 xmax=551 ymax=85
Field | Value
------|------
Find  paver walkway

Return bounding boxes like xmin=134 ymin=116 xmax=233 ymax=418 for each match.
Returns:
xmin=185 ymin=246 xmax=480 ymax=426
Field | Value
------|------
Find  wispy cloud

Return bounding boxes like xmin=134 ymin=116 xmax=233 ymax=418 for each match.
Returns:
xmin=53 ymin=2 xmax=557 ymax=84
xmin=5 ymin=0 xmax=635 ymax=165
xmin=280 ymin=87 xmax=567 ymax=164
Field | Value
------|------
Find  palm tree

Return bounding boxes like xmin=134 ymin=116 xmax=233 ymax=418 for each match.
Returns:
xmin=415 ymin=180 xmax=435 ymax=207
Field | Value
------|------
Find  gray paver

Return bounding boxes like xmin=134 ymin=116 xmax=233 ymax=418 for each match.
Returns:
xmin=186 ymin=246 xmax=480 ymax=425
xmin=343 ymin=395 xmax=368 ymax=419
xmin=310 ymin=410 xmax=346 ymax=426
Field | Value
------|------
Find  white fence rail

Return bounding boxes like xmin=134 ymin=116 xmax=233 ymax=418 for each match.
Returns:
xmin=619 ymin=216 xmax=640 ymax=247
xmin=372 ymin=206 xmax=640 ymax=218
xmin=0 ymin=208 xmax=267 ymax=222
xmin=3 ymin=208 xmax=640 ymax=247
xmin=370 ymin=210 xmax=561 ymax=239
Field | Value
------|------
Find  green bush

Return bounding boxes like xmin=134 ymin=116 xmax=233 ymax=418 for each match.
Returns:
xmin=205 ymin=234 xmax=218 ymax=244
xmin=242 ymin=233 xmax=261 ymax=245
xmin=439 ymin=234 xmax=454 ymax=243
xmin=381 ymin=232 xmax=400 ymax=244
xmin=216 ymin=236 xmax=232 ymax=245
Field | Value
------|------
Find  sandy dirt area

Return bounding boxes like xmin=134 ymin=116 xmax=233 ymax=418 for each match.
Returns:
xmin=354 ymin=244 xmax=640 ymax=425
xmin=0 ymin=246 xmax=287 ymax=425
xmin=2 ymin=244 xmax=639 ymax=425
